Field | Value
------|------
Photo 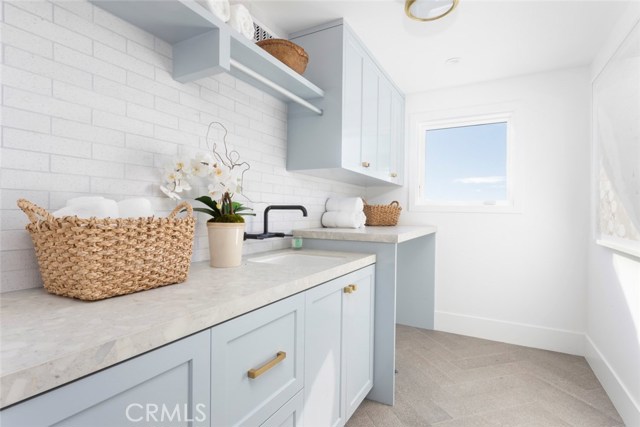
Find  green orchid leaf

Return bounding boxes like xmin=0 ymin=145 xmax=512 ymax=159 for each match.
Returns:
xmin=193 ymin=207 xmax=218 ymax=217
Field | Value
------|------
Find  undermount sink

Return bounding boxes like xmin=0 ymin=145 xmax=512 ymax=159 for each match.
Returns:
xmin=248 ymin=252 xmax=346 ymax=268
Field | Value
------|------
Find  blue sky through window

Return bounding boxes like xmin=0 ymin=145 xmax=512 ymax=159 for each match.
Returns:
xmin=424 ymin=122 xmax=507 ymax=202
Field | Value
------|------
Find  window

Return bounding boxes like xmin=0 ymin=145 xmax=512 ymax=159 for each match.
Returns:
xmin=414 ymin=113 xmax=516 ymax=212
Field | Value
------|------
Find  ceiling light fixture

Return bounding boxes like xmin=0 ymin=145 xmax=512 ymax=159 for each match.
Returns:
xmin=405 ymin=0 xmax=459 ymax=22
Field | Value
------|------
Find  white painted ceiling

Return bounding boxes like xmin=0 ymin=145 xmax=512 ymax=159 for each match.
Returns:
xmin=249 ymin=0 xmax=629 ymax=94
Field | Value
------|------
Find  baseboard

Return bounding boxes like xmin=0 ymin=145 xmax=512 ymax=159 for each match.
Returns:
xmin=585 ymin=335 xmax=640 ymax=427
xmin=434 ymin=311 xmax=585 ymax=355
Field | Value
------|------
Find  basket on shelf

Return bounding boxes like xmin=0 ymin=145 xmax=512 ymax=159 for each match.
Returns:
xmin=256 ymin=39 xmax=309 ymax=75
xmin=17 ymin=199 xmax=196 ymax=301
xmin=363 ymin=201 xmax=402 ymax=226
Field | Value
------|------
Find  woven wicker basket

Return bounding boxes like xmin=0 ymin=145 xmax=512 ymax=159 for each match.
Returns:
xmin=363 ymin=201 xmax=402 ymax=226
xmin=17 ymin=199 xmax=196 ymax=301
xmin=256 ymin=39 xmax=309 ymax=74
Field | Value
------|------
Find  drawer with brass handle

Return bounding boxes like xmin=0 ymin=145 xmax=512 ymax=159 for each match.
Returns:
xmin=211 ymin=293 xmax=304 ymax=427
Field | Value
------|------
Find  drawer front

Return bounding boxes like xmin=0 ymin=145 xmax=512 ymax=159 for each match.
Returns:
xmin=261 ymin=390 xmax=303 ymax=427
xmin=211 ymin=293 xmax=304 ymax=427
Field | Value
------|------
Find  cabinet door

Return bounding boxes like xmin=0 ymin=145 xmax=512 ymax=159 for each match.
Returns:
xmin=342 ymin=34 xmax=364 ymax=171
xmin=360 ymin=54 xmax=379 ymax=174
xmin=390 ymin=89 xmax=405 ymax=184
xmin=261 ymin=391 xmax=303 ymax=427
xmin=211 ymin=294 xmax=304 ymax=427
xmin=0 ymin=331 xmax=210 ymax=427
xmin=344 ymin=269 xmax=375 ymax=421
xmin=303 ymin=275 xmax=348 ymax=427
xmin=376 ymin=77 xmax=393 ymax=178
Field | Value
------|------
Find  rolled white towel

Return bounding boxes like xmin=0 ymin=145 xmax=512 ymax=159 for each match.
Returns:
xmin=321 ymin=211 xmax=366 ymax=229
xmin=66 ymin=196 xmax=105 ymax=207
xmin=204 ymin=0 xmax=230 ymax=22
xmin=325 ymin=197 xmax=364 ymax=213
xmin=53 ymin=199 xmax=119 ymax=219
xmin=118 ymin=198 xmax=153 ymax=218
xmin=228 ymin=4 xmax=254 ymax=40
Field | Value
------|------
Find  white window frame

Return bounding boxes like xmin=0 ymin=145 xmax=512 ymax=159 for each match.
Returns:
xmin=409 ymin=107 xmax=522 ymax=214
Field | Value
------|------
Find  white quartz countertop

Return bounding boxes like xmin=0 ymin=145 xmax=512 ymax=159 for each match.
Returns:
xmin=0 ymin=249 xmax=375 ymax=408
xmin=293 ymin=225 xmax=437 ymax=243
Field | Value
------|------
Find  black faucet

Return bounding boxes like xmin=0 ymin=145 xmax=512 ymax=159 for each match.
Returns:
xmin=244 ymin=205 xmax=308 ymax=240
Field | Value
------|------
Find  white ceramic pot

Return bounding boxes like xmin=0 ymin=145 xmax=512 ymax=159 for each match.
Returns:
xmin=206 ymin=222 xmax=245 ymax=268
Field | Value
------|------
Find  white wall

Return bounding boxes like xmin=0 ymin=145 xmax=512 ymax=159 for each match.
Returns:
xmin=586 ymin=4 xmax=640 ymax=426
xmin=0 ymin=0 xmax=365 ymax=293
xmin=367 ymin=67 xmax=592 ymax=355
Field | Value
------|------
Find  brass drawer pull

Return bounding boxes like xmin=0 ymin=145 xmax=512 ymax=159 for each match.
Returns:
xmin=350 ymin=284 xmax=358 ymax=292
xmin=248 ymin=351 xmax=287 ymax=379
xmin=362 ymin=161 xmax=371 ymax=168
xmin=344 ymin=286 xmax=353 ymax=294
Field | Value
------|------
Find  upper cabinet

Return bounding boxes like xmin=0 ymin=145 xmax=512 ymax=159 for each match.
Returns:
xmin=287 ymin=19 xmax=405 ymax=186
xmin=89 ymin=0 xmax=324 ymax=111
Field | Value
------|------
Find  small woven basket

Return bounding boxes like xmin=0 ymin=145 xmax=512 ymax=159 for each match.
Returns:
xmin=256 ymin=39 xmax=309 ymax=75
xmin=363 ymin=201 xmax=402 ymax=226
xmin=17 ymin=199 xmax=196 ymax=301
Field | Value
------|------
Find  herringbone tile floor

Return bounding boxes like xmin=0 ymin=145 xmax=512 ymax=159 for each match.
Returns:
xmin=347 ymin=325 xmax=623 ymax=427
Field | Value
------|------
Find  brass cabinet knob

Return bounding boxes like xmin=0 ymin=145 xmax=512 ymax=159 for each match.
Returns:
xmin=362 ymin=161 xmax=371 ymax=168
xmin=390 ymin=172 xmax=398 ymax=178
xmin=344 ymin=286 xmax=353 ymax=294
xmin=349 ymin=284 xmax=358 ymax=292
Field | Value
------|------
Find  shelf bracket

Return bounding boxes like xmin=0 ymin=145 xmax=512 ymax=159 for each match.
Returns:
xmin=173 ymin=29 xmax=230 ymax=82
xmin=230 ymin=59 xmax=323 ymax=115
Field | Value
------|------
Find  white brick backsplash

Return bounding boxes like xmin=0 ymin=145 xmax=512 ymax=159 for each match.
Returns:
xmin=53 ymin=5 xmax=125 ymax=52
xmin=51 ymin=155 xmax=124 ymax=178
xmin=53 ymin=81 xmax=126 ymax=115
xmin=3 ymin=128 xmax=92 ymax=157
xmin=5 ymin=0 xmax=52 ymax=21
xmin=52 ymin=118 xmax=125 ymax=147
xmin=94 ymin=76 xmax=154 ymax=108
xmin=92 ymin=143 xmax=154 ymax=166
xmin=92 ymin=6 xmax=155 ymax=48
xmin=51 ymin=0 xmax=93 ymax=21
xmin=95 ymin=43 xmax=155 ymax=78
xmin=1 ymin=169 xmax=90 ymax=192
xmin=1 ymin=107 xmax=51 ymax=133
xmin=1 ymin=65 xmax=52 ymax=95
xmin=5 ymin=46 xmax=92 ymax=89
xmin=4 ymin=3 xmax=92 ymax=54
xmin=1 ymin=23 xmax=54 ymax=58
xmin=127 ymin=103 xmax=179 ymax=128
xmin=1 ymin=0 xmax=365 ymax=293
xmin=126 ymin=134 xmax=177 ymax=156
xmin=93 ymin=110 xmax=154 ymax=137
xmin=1 ymin=189 xmax=49 ymax=210
xmin=54 ymin=44 xmax=126 ymax=84
xmin=1 ymin=148 xmax=50 ymax=172
xmin=127 ymin=72 xmax=179 ymax=102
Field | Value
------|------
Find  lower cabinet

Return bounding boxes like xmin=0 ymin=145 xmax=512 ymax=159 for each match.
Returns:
xmin=304 ymin=265 xmax=375 ymax=426
xmin=0 ymin=331 xmax=210 ymax=427
xmin=210 ymin=293 xmax=304 ymax=427
xmin=0 ymin=265 xmax=375 ymax=427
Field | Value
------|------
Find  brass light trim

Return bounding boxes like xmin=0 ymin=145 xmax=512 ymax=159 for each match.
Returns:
xmin=248 ymin=351 xmax=287 ymax=379
xmin=405 ymin=0 xmax=459 ymax=22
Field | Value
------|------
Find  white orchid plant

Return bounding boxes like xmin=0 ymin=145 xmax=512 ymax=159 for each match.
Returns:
xmin=160 ymin=122 xmax=254 ymax=223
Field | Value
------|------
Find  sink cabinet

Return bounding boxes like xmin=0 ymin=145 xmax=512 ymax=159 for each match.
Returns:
xmin=304 ymin=265 xmax=375 ymax=426
xmin=0 ymin=264 xmax=375 ymax=427
xmin=287 ymin=19 xmax=405 ymax=186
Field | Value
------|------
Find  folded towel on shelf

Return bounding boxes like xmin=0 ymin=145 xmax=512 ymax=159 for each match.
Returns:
xmin=321 ymin=211 xmax=366 ymax=229
xmin=53 ymin=199 xmax=119 ymax=219
xmin=118 ymin=198 xmax=153 ymax=218
xmin=325 ymin=197 xmax=364 ymax=213
xmin=66 ymin=196 xmax=105 ymax=207
xmin=204 ymin=0 xmax=230 ymax=22
xmin=228 ymin=4 xmax=254 ymax=40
